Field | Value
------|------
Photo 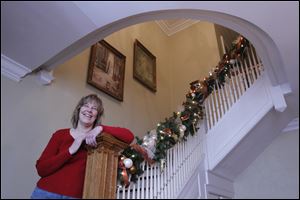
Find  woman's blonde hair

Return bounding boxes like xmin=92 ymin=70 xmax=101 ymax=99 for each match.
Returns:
xmin=71 ymin=94 xmax=104 ymax=128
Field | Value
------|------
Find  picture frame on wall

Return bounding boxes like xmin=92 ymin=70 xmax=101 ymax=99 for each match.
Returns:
xmin=133 ymin=39 xmax=157 ymax=92
xmin=87 ymin=40 xmax=126 ymax=101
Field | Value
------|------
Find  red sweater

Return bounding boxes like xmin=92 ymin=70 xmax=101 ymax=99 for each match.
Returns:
xmin=36 ymin=125 xmax=134 ymax=198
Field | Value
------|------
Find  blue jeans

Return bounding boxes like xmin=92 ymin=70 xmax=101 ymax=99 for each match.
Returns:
xmin=31 ymin=187 xmax=77 ymax=199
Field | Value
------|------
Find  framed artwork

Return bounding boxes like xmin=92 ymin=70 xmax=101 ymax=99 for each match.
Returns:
xmin=133 ymin=39 xmax=157 ymax=92
xmin=87 ymin=40 xmax=126 ymax=101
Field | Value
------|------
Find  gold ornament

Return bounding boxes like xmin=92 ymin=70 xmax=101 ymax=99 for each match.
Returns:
xmin=129 ymin=166 xmax=137 ymax=174
xmin=163 ymin=128 xmax=172 ymax=136
xmin=172 ymin=134 xmax=178 ymax=142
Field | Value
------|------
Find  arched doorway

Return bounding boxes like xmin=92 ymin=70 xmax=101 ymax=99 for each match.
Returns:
xmin=44 ymin=9 xmax=287 ymax=87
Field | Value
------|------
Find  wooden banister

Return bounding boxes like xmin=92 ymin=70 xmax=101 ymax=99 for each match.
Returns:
xmin=83 ymin=133 xmax=129 ymax=199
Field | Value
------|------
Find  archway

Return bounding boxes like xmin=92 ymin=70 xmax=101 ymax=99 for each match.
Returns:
xmin=43 ymin=9 xmax=287 ymax=87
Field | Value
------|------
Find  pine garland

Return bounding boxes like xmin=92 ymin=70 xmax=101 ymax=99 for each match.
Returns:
xmin=117 ymin=35 xmax=249 ymax=187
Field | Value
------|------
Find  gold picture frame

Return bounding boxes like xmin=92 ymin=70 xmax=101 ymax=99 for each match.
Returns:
xmin=87 ymin=40 xmax=126 ymax=101
xmin=133 ymin=39 xmax=157 ymax=92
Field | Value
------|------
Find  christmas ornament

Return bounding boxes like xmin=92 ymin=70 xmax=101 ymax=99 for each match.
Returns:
xmin=163 ymin=128 xmax=172 ymax=136
xmin=123 ymin=158 xmax=133 ymax=169
xmin=179 ymin=124 xmax=186 ymax=132
xmin=129 ymin=166 xmax=137 ymax=174
xmin=180 ymin=114 xmax=189 ymax=121
xmin=172 ymin=134 xmax=178 ymax=142
xmin=189 ymin=80 xmax=201 ymax=91
xmin=142 ymin=132 xmax=157 ymax=154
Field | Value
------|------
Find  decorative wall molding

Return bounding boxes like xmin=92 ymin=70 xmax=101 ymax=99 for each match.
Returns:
xmin=282 ymin=117 xmax=299 ymax=133
xmin=36 ymin=69 xmax=55 ymax=85
xmin=1 ymin=54 xmax=32 ymax=82
xmin=269 ymin=85 xmax=287 ymax=112
xmin=155 ymin=19 xmax=199 ymax=36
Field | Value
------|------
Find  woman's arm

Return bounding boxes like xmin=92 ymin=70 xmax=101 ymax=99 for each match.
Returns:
xmin=102 ymin=125 xmax=134 ymax=144
xmin=36 ymin=131 xmax=72 ymax=177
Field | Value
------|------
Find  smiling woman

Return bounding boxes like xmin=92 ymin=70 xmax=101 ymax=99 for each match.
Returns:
xmin=30 ymin=94 xmax=134 ymax=199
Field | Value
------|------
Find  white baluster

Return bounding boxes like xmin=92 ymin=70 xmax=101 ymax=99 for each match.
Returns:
xmin=250 ymin=44 xmax=260 ymax=78
xmin=214 ymin=83 xmax=221 ymax=121
xmin=204 ymin=99 xmax=210 ymax=131
xmin=136 ymin=170 xmax=141 ymax=198
xmin=132 ymin=181 xmax=136 ymax=199
xmin=232 ymin=62 xmax=241 ymax=99
xmin=141 ymin=162 xmax=145 ymax=199
xmin=153 ymin=164 xmax=157 ymax=199
xmin=117 ymin=186 xmax=120 ymax=199
xmin=127 ymin=181 xmax=131 ymax=199
xmin=150 ymin=164 xmax=153 ymax=199
xmin=145 ymin=164 xmax=149 ymax=199
xmin=216 ymin=80 xmax=224 ymax=118
xmin=209 ymin=94 xmax=217 ymax=126
xmin=230 ymin=69 xmax=238 ymax=103
xmin=236 ymin=60 xmax=246 ymax=95
xmin=239 ymin=59 xmax=249 ymax=90
xmin=122 ymin=185 xmax=126 ymax=199
xmin=157 ymin=163 xmax=161 ymax=199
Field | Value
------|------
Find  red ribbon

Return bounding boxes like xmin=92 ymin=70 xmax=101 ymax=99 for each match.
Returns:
xmin=131 ymin=144 xmax=155 ymax=165
xmin=118 ymin=160 xmax=129 ymax=187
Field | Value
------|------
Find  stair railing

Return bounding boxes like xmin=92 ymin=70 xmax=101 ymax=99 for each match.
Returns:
xmin=116 ymin=123 xmax=204 ymax=199
xmin=204 ymin=43 xmax=264 ymax=131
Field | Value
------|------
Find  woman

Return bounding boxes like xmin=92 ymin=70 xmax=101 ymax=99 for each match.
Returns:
xmin=31 ymin=94 xmax=134 ymax=199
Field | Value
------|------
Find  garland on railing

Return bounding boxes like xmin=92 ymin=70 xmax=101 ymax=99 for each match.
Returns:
xmin=117 ymin=35 xmax=250 ymax=187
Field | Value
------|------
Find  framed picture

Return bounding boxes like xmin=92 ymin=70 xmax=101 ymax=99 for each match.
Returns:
xmin=87 ymin=40 xmax=126 ymax=101
xmin=133 ymin=39 xmax=157 ymax=92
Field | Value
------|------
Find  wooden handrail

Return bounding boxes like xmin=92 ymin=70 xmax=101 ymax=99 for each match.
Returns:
xmin=83 ymin=133 xmax=128 ymax=199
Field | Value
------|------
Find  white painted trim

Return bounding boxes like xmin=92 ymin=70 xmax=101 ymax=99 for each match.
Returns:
xmin=205 ymin=184 xmax=234 ymax=199
xmin=155 ymin=19 xmax=198 ymax=36
xmin=36 ymin=69 xmax=55 ymax=85
xmin=269 ymin=85 xmax=287 ymax=112
xmin=282 ymin=117 xmax=299 ymax=133
xmin=280 ymin=82 xmax=292 ymax=95
xmin=206 ymin=171 xmax=234 ymax=192
xmin=207 ymin=75 xmax=274 ymax=170
xmin=1 ymin=54 xmax=31 ymax=82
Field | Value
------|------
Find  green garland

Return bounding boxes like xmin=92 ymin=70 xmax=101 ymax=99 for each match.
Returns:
xmin=117 ymin=35 xmax=249 ymax=187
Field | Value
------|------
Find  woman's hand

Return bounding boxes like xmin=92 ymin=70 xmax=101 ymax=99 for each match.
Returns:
xmin=85 ymin=126 xmax=103 ymax=147
xmin=69 ymin=133 xmax=87 ymax=155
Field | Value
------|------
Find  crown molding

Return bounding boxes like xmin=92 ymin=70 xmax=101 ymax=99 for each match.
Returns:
xmin=1 ymin=54 xmax=32 ymax=82
xmin=282 ymin=117 xmax=299 ymax=133
xmin=156 ymin=19 xmax=198 ymax=36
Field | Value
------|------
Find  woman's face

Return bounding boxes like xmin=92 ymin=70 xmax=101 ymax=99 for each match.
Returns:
xmin=79 ymin=101 xmax=98 ymax=127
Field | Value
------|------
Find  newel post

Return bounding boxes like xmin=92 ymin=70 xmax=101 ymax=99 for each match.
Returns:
xmin=83 ymin=133 xmax=128 ymax=199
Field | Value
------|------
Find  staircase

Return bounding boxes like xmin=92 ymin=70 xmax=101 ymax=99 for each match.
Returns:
xmin=115 ymin=44 xmax=291 ymax=199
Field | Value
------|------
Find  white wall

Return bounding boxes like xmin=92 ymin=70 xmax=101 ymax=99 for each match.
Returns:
xmin=234 ymin=130 xmax=299 ymax=199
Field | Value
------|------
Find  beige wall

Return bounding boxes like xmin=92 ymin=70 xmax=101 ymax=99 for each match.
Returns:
xmin=168 ymin=22 xmax=220 ymax=111
xmin=1 ymin=21 xmax=220 ymax=198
